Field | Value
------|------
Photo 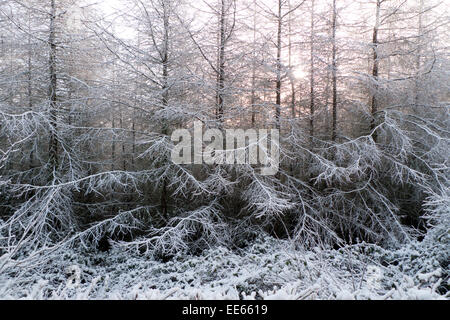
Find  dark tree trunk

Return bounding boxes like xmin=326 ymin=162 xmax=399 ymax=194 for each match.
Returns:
xmin=48 ymin=0 xmax=59 ymax=178
xmin=309 ymin=0 xmax=315 ymax=145
xmin=275 ymin=0 xmax=282 ymax=130
xmin=331 ymin=0 xmax=338 ymax=142
xmin=370 ymin=0 xmax=381 ymax=143
xmin=216 ymin=0 xmax=226 ymax=126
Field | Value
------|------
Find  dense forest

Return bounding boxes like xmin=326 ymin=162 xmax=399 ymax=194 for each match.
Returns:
xmin=0 ymin=0 xmax=448 ymax=300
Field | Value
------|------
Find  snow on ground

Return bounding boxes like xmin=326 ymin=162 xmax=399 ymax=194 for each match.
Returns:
xmin=0 ymin=236 xmax=448 ymax=300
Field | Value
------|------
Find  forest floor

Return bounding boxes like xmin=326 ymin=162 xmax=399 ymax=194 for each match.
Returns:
xmin=0 ymin=235 xmax=448 ymax=300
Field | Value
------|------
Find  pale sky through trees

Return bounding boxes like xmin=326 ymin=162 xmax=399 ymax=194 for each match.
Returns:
xmin=89 ymin=0 xmax=449 ymax=82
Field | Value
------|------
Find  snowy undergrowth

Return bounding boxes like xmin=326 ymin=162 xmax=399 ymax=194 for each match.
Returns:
xmin=0 ymin=235 xmax=448 ymax=300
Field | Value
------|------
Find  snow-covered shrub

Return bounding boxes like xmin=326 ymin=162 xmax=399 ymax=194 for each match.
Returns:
xmin=0 ymin=235 xmax=447 ymax=300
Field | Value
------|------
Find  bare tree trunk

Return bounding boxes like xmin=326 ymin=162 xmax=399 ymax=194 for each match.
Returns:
xmin=251 ymin=0 xmax=257 ymax=126
xmin=216 ymin=0 xmax=226 ymax=127
xmin=119 ymin=111 xmax=126 ymax=171
xmin=331 ymin=0 xmax=337 ymax=142
xmin=160 ymin=1 xmax=170 ymax=217
xmin=161 ymin=2 xmax=169 ymax=136
xmin=131 ymin=32 xmax=141 ymax=171
xmin=27 ymin=11 xmax=34 ymax=169
xmin=309 ymin=0 xmax=315 ymax=145
xmin=414 ymin=0 xmax=424 ymax=108
xmin=48 ymin=0 xmax=59 ymax=177
xmin=288 ymin=0 xmax=296 ymax=119
xmin=370 ymin=0 xmax=381 ymax=143
xmin=387 ymin=21 xmax=392 ymax=81
xmin=131 ymin=113 xmax=136 ymax=169
xmin=111 ymin=114 xmax=116 ymax=171
xmin=324 ymin=55 xmax=331 ymax=136
xmin=275 ymin=0 xmax=282 ymax=130
xmin=27 ymin=16 xmax=32 ymax=111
